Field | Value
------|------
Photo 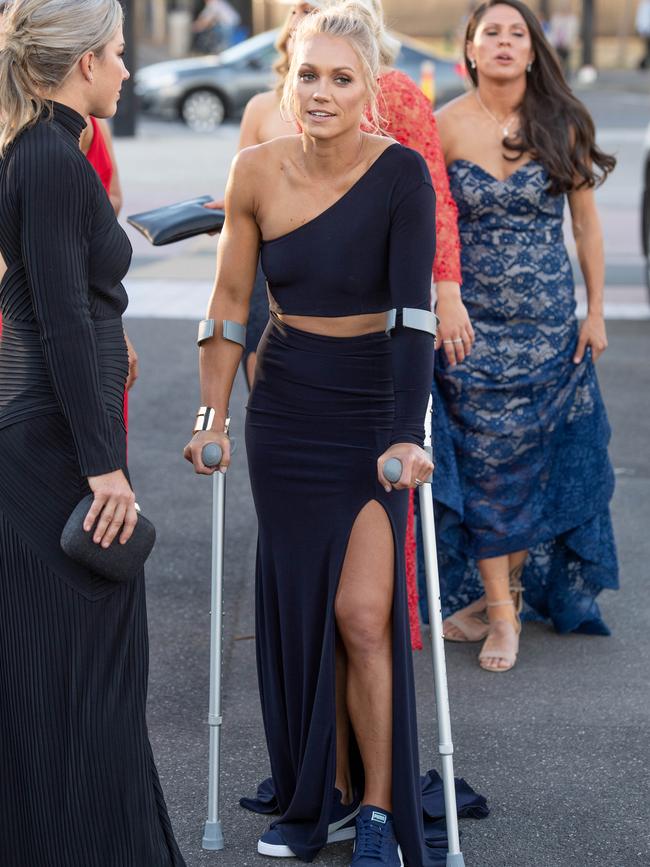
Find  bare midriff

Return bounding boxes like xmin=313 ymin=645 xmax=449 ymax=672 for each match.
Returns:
xmin=277 ymin=311 xmax=388 ymax=337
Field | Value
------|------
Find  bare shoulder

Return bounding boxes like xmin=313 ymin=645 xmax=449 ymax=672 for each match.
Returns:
xmin=231 ymin=136 xmax=299 ymax=189
xmin=435 ymin=92 xmax=477 ymax=152
xmin=435 ymin=92 xmax=475 ymax=127
xmin=244 ymin=89 xmax=280 ymax=116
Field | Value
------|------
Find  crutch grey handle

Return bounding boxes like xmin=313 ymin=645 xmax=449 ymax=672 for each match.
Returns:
xmin=383 ymin=457 xmax=403 ymax=484
xmin=202 ymin=443 xmax=223 ymax=467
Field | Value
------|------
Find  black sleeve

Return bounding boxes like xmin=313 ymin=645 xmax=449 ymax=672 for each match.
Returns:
xmin=387 ymin=174 xmax=437 ymax=447
xmin=18 ymin=137 xmax=122 ymax=477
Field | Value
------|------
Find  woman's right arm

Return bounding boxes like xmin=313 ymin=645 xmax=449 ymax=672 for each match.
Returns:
xmin=184 ymin=149 xmax=262 ymax=473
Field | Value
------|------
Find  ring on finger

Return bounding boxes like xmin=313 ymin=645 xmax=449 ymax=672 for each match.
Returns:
xmin=452 ymin=338 xmax=463 ymax=344
xmin=414 ymin=478 xmax=424 ymax=486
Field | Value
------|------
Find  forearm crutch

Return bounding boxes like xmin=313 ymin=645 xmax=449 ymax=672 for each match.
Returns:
xmin=200 ymin=441 xmax=227 ymax=851
xmin=384 ymin=396 xmax=465 ymax=867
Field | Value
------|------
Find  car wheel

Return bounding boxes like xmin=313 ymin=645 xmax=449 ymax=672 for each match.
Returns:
xmin=181 ymin=89 xmax=226 ymax=132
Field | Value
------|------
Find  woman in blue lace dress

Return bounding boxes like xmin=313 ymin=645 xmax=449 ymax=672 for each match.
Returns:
xmin=429 ymin=0 xmax=618 ymax=672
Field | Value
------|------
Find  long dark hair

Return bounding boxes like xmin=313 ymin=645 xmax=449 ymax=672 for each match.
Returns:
xmin=465 ymin=0 xmax=616 ymax=195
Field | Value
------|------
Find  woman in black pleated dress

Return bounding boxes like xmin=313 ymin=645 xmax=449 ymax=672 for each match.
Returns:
xmin=0 ymin=2 xmax=185 ymax=864
xmin=186 ymin=5 xmax=487 ymax=865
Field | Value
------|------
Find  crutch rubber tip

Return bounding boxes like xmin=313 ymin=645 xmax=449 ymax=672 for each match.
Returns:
xmin=383 ymin=457 xmax=403 ymax=484
xmin=446 ymin=854 xmax=466 ymax=866
xmin=202 ymin=820 xmax=225 ymax=851
xmin=202 ymin=443 xmax=223 ymax=467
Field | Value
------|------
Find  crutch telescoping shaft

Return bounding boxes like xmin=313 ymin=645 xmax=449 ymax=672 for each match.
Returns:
xmin=201 ymin=441 xmax=226 ymax=851
xmin=383 ymin=397 xmax=466 ymax=867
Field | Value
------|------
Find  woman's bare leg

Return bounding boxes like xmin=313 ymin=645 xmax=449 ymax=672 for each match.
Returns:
xmin=445 ymin=548 xmax=528 ymax=641
xmin=477 ymin=554 xmax=520 ymax=671
xmin=335 ymin=501 xmax=394 ymax=810
xmin=335 ymin=639 xmax=353 ymax=804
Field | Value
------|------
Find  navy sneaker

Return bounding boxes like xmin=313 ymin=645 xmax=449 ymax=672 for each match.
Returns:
xmin=350 ymin=806 xmax=403 ymax=866
xmin=257 ymin=788 xmax=360 ymax=857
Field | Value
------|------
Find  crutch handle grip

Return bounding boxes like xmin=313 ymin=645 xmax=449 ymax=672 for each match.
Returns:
xmin=202 ymin=443 xmax=223 ymax=467
xmin=383 ymin=457 xmax=403 ymax=484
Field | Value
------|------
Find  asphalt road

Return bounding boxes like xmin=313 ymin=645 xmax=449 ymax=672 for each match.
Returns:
xmin=125 ymin=317 xmax=650 ymax=867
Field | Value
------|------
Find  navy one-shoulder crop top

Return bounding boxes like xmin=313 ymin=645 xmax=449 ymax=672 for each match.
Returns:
xmin=261 ymin=143 xmax=436 ymax=446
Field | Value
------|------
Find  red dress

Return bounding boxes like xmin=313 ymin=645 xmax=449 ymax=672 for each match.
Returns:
xmin=373 ymin=70 xmax=462 ymax=649
xmin=377 ymin=69 xmax=462 ymax=285
xmin=86 ymin=116 xmax=114 ymax=193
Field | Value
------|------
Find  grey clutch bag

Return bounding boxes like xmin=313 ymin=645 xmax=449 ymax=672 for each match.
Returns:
xmin=127 ymin=195 xmax=225 ymax=246
xmin=61 ymin=494 xmax=156 ymax=583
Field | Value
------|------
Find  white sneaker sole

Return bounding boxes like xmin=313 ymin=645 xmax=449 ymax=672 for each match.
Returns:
xmin=257 ymin=807 xmax=360 ymax=858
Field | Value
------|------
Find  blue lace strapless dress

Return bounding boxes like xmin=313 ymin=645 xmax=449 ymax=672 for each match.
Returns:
xmin=427 ymin=160 xmax=618 ymax=634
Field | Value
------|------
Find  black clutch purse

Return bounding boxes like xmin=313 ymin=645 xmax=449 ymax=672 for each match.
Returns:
xmin=126 ymin=195 xmax=225 ymax=246
xmin=60 ymin=494 xmax=156 ymax=583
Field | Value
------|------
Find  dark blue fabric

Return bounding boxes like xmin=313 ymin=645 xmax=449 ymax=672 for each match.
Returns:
xmin=241 ymin=770 xmax=489 ymax=821
xmin=246 ymin=314 xmax=486 ymax=865
xmin=260 ymin=143 xmax=436 ymax=446
xmin=420 ymin=160 xmax=618 ymax=632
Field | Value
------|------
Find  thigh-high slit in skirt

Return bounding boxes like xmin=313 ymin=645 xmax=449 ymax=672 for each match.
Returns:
xmin=245 ymin=314 xmax=486 ymax=865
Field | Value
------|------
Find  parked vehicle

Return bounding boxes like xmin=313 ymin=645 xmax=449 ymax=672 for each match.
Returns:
xmin=135 ymin=29 xmax=467 ymax=132
xmin=642 ymin=122 xmax=650 ymax=292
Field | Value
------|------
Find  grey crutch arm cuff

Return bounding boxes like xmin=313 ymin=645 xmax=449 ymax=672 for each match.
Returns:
xmin=197 ymin=319 xmax=247 ymax=348
xmin=385 ymin=307 xmax=439 ymax=337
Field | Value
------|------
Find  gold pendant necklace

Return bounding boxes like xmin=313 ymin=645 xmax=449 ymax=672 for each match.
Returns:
xmin=475 ymin=91 xmax=518 ymax=138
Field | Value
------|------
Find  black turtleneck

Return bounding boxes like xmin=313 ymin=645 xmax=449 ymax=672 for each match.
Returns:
xmin=0 ymin=101 xmax=133 ymax=476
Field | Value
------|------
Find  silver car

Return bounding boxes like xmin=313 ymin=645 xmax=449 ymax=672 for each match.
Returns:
xmin=135 ymin=29 xmax=467 ymax=132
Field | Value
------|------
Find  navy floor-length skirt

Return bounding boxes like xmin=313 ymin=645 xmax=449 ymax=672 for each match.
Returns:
xmin=245 ymin=315 xmax=486 ymax=865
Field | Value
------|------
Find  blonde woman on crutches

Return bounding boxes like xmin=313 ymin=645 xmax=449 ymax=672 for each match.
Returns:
xmin=186 ymin=4 xmax=487 ymax=864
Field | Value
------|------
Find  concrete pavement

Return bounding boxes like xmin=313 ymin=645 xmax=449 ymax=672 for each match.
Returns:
xmin=129 ymin=316 xmax=649 ymax=867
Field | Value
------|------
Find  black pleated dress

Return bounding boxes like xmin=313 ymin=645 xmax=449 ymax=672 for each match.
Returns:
xmin=244 ymin=144 xmax=487 ymax=865
xmin=0 ymin=103 xmax=185 ymax=866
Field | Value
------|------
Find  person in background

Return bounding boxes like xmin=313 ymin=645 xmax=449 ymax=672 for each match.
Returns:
xmin=192 ymin=0 xmax=241 ymax=53
xmin=549 ymin=0 xmax=579 ymax=77
xmin=433 ymin=0 xmax=618 ymax=672
xmin=636 ymin=0 xmax=650 ymax=70
xmin=0 ymin=0 xmax=186 ymax=863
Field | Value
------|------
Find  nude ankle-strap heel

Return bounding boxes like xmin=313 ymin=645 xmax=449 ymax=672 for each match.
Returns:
xmin=478 ymin=599 xmax=521 ymax=673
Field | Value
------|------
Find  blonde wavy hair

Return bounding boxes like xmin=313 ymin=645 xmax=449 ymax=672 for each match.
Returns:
xmin=280 ymin=1 xmax=385 ymax=132
xmin=273 ymin=0 xmax=400 ymax=95
xmin=0 ymin=0 xmax=122 ymax=154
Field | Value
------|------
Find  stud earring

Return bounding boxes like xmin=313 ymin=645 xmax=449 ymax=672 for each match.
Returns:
xmin=470 ymin=59 xmax=477 ymax=69
xmin=526 ymin=62 xmax=532 ymax=73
